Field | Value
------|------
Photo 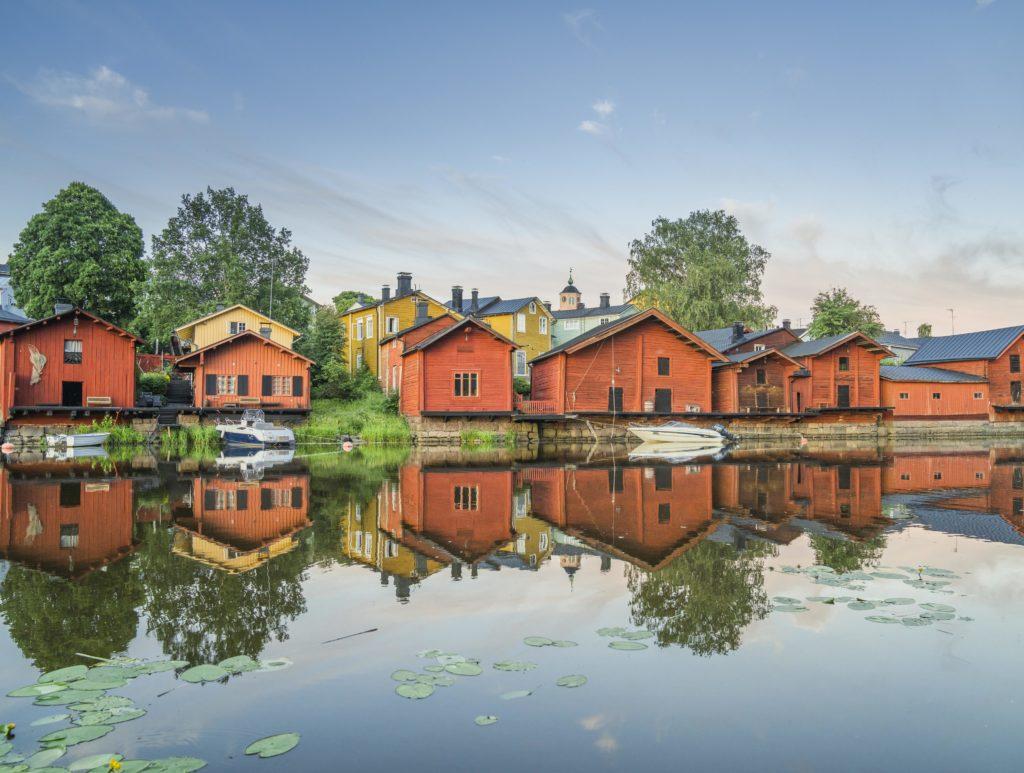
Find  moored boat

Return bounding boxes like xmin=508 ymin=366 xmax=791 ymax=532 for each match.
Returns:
xmin=45 ymin=432 xmax=110 ymax=448
xmin=215 ymin=409 xmax=295 ymax=447
xmin=628 ymin=441 xmax=732 ymax=464
xmin=627 ymin=421 xmax=737 ymax=445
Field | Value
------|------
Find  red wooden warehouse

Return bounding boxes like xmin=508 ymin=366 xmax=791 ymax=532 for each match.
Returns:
xmin=379 ymin=303 xmax=459 ymax=395
xmin=528 ymin=308 xmax=727 ymax=415
xmin=880 ymin=365 xmax=990 ymax=419
xmin=175 ymin=330 xmax=313 ymax=412
xmin=399 ymin=317 xmax=518 ymax=417
xmin=695 ymin=320 xmax=800 ymax=356
xmin=782 ymin=332 xmax=892 ymax=412
xmin=0 ymin=307 xmax=139 ymax=421
xmin=712 ymin=349 xmax=803 ymax=413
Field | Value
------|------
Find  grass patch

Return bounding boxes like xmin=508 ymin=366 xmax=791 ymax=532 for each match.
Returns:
xmin=295 ymin=395 xmax=411 ymax=445
xmin=158 ymin=424 xmax=221 ymax=455
xmin=72 ymin=416 xmax=145 ymax=447
xmin=461 ymin=429 xmax=520 ymax=448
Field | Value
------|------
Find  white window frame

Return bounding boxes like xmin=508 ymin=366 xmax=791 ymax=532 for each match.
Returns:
xmin=229 ymin=321 xmax=246 ymax=335
xmin=564 ymin=319 xmax=580 ymax=331
xmin=365 ymin=314 xmax=374 ymax=338
xmin=753 ymin=344 xmax=766 ymax=352
xmin=386 ymin=316 xmax=399 ymax=334
xmin=516 ymin=313 xmax=526 ymax=333
xmin=355 ymin=352 xmax=363 ymax=369
xmin=539 ymin=316 xmax=548 ymax=334
xmin=355 ymin=320 xmax=364 ymax=341
xmin=216 ymin=375 xmax=237 ymax=395
xmin=514 ymin=351 xmax=528 ymax=376
xmin=529 ymin=301 xmax=536 ymax=314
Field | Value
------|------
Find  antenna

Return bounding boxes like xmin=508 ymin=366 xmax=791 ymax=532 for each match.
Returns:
xmin=947 ymin=308 xmax=955 ymax=335
xmin=902 ymin=321 xmax=910 ymax=335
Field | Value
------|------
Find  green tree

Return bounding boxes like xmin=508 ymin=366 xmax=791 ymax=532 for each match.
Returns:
xmin=916 ymin=323 xmax=932 ymax=338
xmin=333 ymin=290 xmax=373 ymax=313
xmin=806 ymin=287 xmax=884 ymax=339
xmin=295 ymin=305 xmax=346 ymax=392
xmin=809 ymin=535 xmax=885 ymax=574
xmin=625 ymin=539 xmax=774 ymax=657
xmin=7 ymin=182 xmax=146 ymax=326
xmin=138 ymin=187 xmax=310 ymax=342
xmin=625 ymin=211 xmax=777 ymax=331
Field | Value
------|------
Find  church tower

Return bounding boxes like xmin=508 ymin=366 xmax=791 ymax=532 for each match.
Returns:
xmin=559 ymin=269 xmax=581 ymax=311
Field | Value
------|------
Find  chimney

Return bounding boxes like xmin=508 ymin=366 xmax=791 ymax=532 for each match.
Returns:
xmin=543 ymin=301 xmax=552 ymax=312
xmin=396 ymin=272 xmax=412 ymax=296
xmin=451 ymin=285 xmax=463 ymax=311
xmin=470 ymin=288 xmax=479 ymax=315
xmin=732 ymin=322 xmax=745 ymax=341
xmin=381 ymin=284 xmax=391 ymax=302
xmin=782 ymin=318 xmax=791 ymax=330
xmin=599 ymin=293 xmax=610 ymax=309
xmin=415 ymin=299 xmax=429 ymax=323
xmin=54 ymin=302 xmax=74 ymax=315
xmin=215 ymin=303 xmax=225 ymax=312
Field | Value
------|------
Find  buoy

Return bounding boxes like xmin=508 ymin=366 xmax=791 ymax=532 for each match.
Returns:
xmin=1 ymin=443 xmax=14 ymax=454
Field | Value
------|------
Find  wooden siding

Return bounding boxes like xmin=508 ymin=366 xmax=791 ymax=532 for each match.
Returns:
xmin=187 ymin=334 xmax=310 ymax=409
xmin=882 ymin=380 xmax=989 ymax=417
xmin=0 ymin=313 xmax=136 ymax=417
xmin=712 ymin=367 xmax=739 ymax=413
xmin=485 ymin=300 xmax=553 ymax=368
xmin=882 ymin=453 xmax=991 ymax=493
xmin=341 ymin=293 xmax=452 ymax=378
xmin=179 ymin=305 xmax=297 ymax=350
xmin=726 ymin=328 xmax=801 ymax=354
xmin=527 ymin=356 xmax=565 ymax=413
xmin=181 ymin=476 xmax=311 ymax=550
xmin=792 ymin=341 xmax=884 ymax=409
xmin=380 ymin=316 xmax=458 ymax=394
xmin=921 ymin=334 xmax=1024 ymax=406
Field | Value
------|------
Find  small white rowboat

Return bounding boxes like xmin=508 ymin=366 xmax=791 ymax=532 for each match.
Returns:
xmin=46 ymin=432 xmax=110 ymax=448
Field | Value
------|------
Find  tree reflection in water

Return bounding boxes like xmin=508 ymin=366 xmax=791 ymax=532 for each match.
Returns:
xmin=809 ymin=535 xmax=886 ymax=574
xmin=625 ymin=540 xmax=775 ymax=656
xmin=133 ymin=526 xmax=308 ymax=664
xmin=0 ymin=561 xmax=141 ymax=671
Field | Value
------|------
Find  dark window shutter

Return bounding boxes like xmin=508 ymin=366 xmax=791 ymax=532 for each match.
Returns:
xmin=237 ymin=375 xmax=249 ymax=396
xmin=262 ymin=375 xmax=273 ymax=396
xmin=205 ymin=374 xmax=217 ymax=395
xmin=236 ymin=489 xmax=248 ymax=510
xmin=292 ymin=376 xmax=304 ymax=397
xmin=204 ymin=490 xmax=218 ymax=510
xmin=261 ymin=488 xmax=273 ymax=510
xmin=291 ymin=486 xmax=303 ymax=508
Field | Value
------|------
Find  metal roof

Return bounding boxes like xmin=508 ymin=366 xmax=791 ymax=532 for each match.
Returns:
xmin=694 ymin=325 xmax=792 ymax=353
xmin=879 ymin=365 xmax=987 ymax=383
xmin=877 ymin=331 xmax=923 ymax=349
xmin=782 ymin=332 xmax=891 ymax=358
xmin=905 ymin=325 xmax=1024 ymax=365
xmin=552 ymin=303 xmax=635 ymax=320
xmin=444 ymin=295 xmax=501 ymax=315
xmin=445 ymin=296 xmax=547 ymax=317
xmin=0 ymin=308 xmax=31 ymax=325
xmin=401 ymin=316 xmax=518 ymax=356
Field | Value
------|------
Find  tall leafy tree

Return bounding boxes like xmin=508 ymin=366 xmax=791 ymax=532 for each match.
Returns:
xmin=916 ymin=323 xmax=933 ymax=338
xmin=806 ymin=287 xmax=884 ymax=339
xmin=138 ymin=187 xmax=310 ymax=342
xmin=296 ymin=305 xmax=346 ymax=392
xmin=7 ymin=182 xmax=146 ymax=326
xmin=625 ymin=210 xmax=777 ymax=331
xmin=333 ymin=290 xmax=373 ymax=313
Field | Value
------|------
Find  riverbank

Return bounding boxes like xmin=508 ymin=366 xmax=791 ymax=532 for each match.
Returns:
xmin=294 ymin=395 xmax=411 ymax=444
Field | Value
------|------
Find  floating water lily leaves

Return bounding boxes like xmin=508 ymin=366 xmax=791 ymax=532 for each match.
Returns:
xmin=25 ymin=747 xmax=65 ymax=768
xmin=555 ymin=675 xmax=587 ymax=688
xmin=138 ymin=660 xmax=189 ymax=675
xmin=436 ymin=655 xmax=466 ymax=665
xmin=772 ymin=596 xmax=802 ymax=605
xmin=35 ymin=689 xmax=104 ymax=706
xmin=179 ymin=665 xmax=228 ymax=684
xmin=444 ymin=662 xmax=483 ymax=676
xmin=218 ymin=656 xmax=260 ymax=674
xmin=608 ymin=641 xmax=647 ymax=651
xmin=865 ymin=615 xmax=900 ymax=624
xmin=872 ymin=572 xmax=908 ymax=580
xmin=493 ymin=661 xmax=537 ymax=672
xmin=921 ymin=567 xmax=957 ymax=578
xmin=551 ymin=640 xmax=578 ymax=648
xmin=0 ymin=744 xmax=12 ymax=761
xmin=39 ymin=724 xmax=114 ymax=748
xmin=773 ymin=605 xmax=808 ymax=612
xmin=107 ymin=761 xmax=153 ymax=773
xmin=75 ymin=708 xmax=146 ymax=727
xmin=39 ymin=665 xmax=88 ymax=684
xmin=67 ymin=752 xmax=122 ymax=771
xmin=901 ymin=616 xmax=932 ymax=627
xmin=7 ymin=683 xmax=66 ymax=698
xmin=474 ymin=715 xmax=498 ymax=726
xmin=71 ymin=677 xmax=128 ymax=691
xmin=620 ymin=631 xmax=654 ymax=641
xmin=920 ymin=603 xmax=956 ymax=613
xmin=881 ymin=597 xmax=915 ymax=606
xmin=920 ymin=611 xmax=956 ymax=621
xmin=69 ymin=695 xmax=134 ymax=712
xmin=257 ymin=657 xmax=293 ymax=673
xmin=416 ymin=649 xmax=445 ymax=659
xmin=144 ymin=756 xmax=207 ymax=772
xmin=523 ymin=637 xmax=554 ymax=647
xmin=390 ymin=669 xmax=420 ymax=682
xmin=30 ymin=713 xmax=70 ymax=727
xmin=396 ymin=682 xmax=434 ymax=700
xmin=424 ymin=665 xmax=444 ymax=673
xmin=245 ymin=732 xmax=300 ymax=759
xmin=847 ymin=601 xmax=876 ymax=611
xmin=596 ymin=627 xmax=626 ymax=638
xmin=500 ymin=689 xmax=534 ymax=700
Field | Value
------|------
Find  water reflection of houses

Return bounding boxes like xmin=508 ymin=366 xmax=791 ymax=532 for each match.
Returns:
xmin=171 ymin=471 xmax=311 ymax=574
xmin=0 ymin=460 xmax=136 ymax=580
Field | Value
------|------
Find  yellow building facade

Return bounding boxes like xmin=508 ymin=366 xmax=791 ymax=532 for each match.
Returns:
xmin=175 ymin=304 xmax=300 ymax=350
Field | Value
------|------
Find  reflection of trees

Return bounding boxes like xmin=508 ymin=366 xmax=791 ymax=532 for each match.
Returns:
xmin=133 ymin=527 xmax=308 ymax=664
xmin=626 ymin=540 xmax=774 ymax=657
xmin=809 ymin=535 xmax=885 ymax=574
xmin=0 ymin=562 xmax=141 ymax=671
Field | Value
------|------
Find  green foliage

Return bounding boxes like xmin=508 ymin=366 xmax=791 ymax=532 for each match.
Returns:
xmin=809 ymin=535 xmax=886 ymax=574
xmin=332 ymin=290 xmax=373 ymax=313
xmin=513 ymin=377 xmax=531 ymax=396
xmin=295 ymin=395 xmax=410 ymax=444
xmin=461 ymin=429 xmax=498 ymax=446
xmin=625 ymin=210 xmax=777 ymax=331
xmin=137 ymin=370 xmax=170 ymax=395
xmin=917 ymin=323 xmax=933 ymax=338
xmin=296 ymin=306 xmax=346 ymax=395
xmin=8 ymin=182 xmax=146 ymax=326
xmin=74 ymin=415 xmax=144 ymax=446
xmin=137 ymin=186 xmax=310 ymax=342
xmin=158 ymin=425 xmax=220 ymax=456
xmin=806 ymin=287 xmax=885 ymax=339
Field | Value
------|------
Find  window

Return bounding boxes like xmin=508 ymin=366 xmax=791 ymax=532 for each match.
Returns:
xmin=529 ymin=302 xmax=536 ymax=314
xmin=60 ymin=482 xmax=81 ymax=508
xmin=355 ymin=352 xmax=363 ymax=369
xmin=608 ymin=387 xmax=624 ymax=412
xmin=756 ymin=368 xmax=767 ymax=385
xmin=933 ymin=472 xmax=943 ymax=480
xmin=59 ymin=524 xmax=79 ymax=549
xmin=365 ymin=314 xmax=374 ymax=338
xmin=208 ymin=489 xmax=237 ymax=510
xmin=229 ymin=321 xmax=246 ymax=334
xmin=654 ymin=466 xmax=672 ymax=491
xmin=840 ymin=504 xmax=851 ymax=518
xmin=384 ymin=539 xmax=399 ymax=558
xmin=263 ymin=488 xmax=293 ymax=508
xmin=974 ymin=392 xmax=984 ymax=399
xmin=838 ymin=356 xmax=850 ymax=372
xmin=900 ymin=473 xmax=911 ymax=481
xmin=1013 ymin=467 xmax=1022 ymax=490
xmin=932 ymin=392 xmax=941 ymax=400
xmin=899 ymin=392 xmax=909 ymax=399
xmin=386 ymin=316 xmax=399 ymax=334
xmin=599 ymin=317 xmax=610 ymax=325
xmin=516 ymin=313 xmax=526 ymax=333
xmin=63 ymin=339 xmax=82 ymax=364
xmin=975 ymin=472 xmax=985 ymax=480
xmin=1010 ymin=354 xmax=1021 ymax=373
xmin=657 ymin=357 xmax=670 ymax=376
xmin=564 ymin=319 xmax=580 ymax=331
xmin=838 ymin=466 xmax=851 ymax=490
xmin=454 ymin=485 xmax=479 ymax=511
xmin=355 ymin=320 xmax=364 ymax=340
xmin=216 ymin=375 xmax=237 ymax=395
xmin=269 ymin=376 xmax=292 ymax=396
xmin=753 ymin=344 xmax=766 ymax=352
xmin=539 ymin=316 xmax=548 ymax=334
xmin=259 ymin=325 xmax=272 ymax=337
xmin=514 ymin=351 xmax=528 ymax=377
xmin=454 ymin=372 xmax=478 ymax=397
xmin=657 ymin=503 xmax=671 ymax=523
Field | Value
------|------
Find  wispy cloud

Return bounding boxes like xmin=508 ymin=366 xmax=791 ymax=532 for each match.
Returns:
xmin=578 ymin=119 xmax=608 ymax=136
xmin=592 ymin=99 xmax=615 ymax=118
xmin=928 ymin=174 xmax=961 ymax=224
xmin=13 ymin=65 xmax=208 ymax=124
xmin=976 ymin=0 xmax=996 ymax=7
xmin=563 ymin=9 xmax=602 ymax=47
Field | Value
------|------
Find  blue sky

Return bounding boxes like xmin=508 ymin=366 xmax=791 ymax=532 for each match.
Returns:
xmin=1 ymin=0 xmax=1021 ymax=332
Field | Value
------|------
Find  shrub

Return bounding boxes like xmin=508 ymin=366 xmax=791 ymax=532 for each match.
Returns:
xmin=513 ymin=377 xmax=531 ymax=397
xmin=138 ymin=371 xmax=170 ymax=395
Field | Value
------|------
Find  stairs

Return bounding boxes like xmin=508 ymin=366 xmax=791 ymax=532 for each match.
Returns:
xmin=165 ymin=376 xmax=193 ymax=405
xmin=157 ymin=408 xmax=180 ymax=427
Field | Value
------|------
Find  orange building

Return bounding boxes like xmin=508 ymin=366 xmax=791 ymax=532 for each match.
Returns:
xmin=379 ymin=302 xmax=459 ymax=395
xmin=528 ymin=309 xmax=727 ymax=415
xmin=880 ymin=365 xmax=989 ymax=418
xmin=783 ymin=332 xmax=892 ymax=412
xmin=712 ymin=349 xmax=802 ymax=413
xmin=695 ymin=321 xmax=801 ymax=356
xmin=790 ymin=462 xmax=886 ymax=539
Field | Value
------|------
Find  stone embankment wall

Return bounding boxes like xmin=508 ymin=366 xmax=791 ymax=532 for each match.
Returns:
xmin=406 ymin=416 xmax=539 ymax=446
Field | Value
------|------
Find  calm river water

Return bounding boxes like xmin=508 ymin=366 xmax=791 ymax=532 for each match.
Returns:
xmin=0 ymin=442 xmax=1022 ymax=771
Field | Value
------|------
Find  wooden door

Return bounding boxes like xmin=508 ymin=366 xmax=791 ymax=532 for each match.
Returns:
xmin=1012 ymin=381 xmax=1022 ymax=404
xmin=654 ymin=389 xmax=672 ymax=413
xmin=608 ymin=387 xmax=623 ymax=413
xmin=837 ymin=384 xmax=851 ymax=408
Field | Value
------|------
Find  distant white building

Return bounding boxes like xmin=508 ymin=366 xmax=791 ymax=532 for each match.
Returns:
xmin=0 ymin=264 xmax=26 ymax=317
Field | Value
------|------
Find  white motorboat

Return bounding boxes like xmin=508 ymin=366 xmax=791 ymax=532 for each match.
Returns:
xmin=628 ymin=441 xmax=731 ymax=464
xmin=215 ymin=446 xmax=295 ymax=479
xmin=215 ymin=409 xmax=295 ymax=447
xmin=46 ymin=432 xmax=110 ymax=448
xmin=627 ymin=421 xmax=737 ymax=445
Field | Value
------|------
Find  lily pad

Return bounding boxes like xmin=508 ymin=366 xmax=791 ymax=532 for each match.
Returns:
xmin=609 ymin=640 xmax=647 ymax=651
xmin=436 ymin=655 xmax=466 ymax=665
xmin=416 ymin=649 xmax=444 ymax=659
xmin=920 ymin=603 xmax=955 ymax=613
xmin=920 ymin=611 xmax=956 ymax=621
xmin=424 ymin=665 xmax=444 ymax=673
xmin=921 ymin=567 xmax=957 ymax=578
xmin=29 ymin=714 xmax=70 ymax=727
xmin=256 ymin=658 xmax=293 ymax=672
xmin=415 ymin=674 xmax=455 ymax=687
xmin=244 ymin=732 xmax=300 ymax=759
xmin=872 ymin=572 xmax=908 ymax=580
xmin=847 ymin=601 xmax=876 ymax=611
xmin=396 ymin=682 xmax=434 ymax=699
xmin=108 ymin=762 xmax=152 ymax=773
xmin=773 ymin=596 xmax=802 ymax=605
xmin=35 ymin=689 xmax=104 ymax=706
xmin=87 ymin=665 xmax=131 ymax=680
xmin=138 ymin=660 xmax=189 ymax=674
xmin=179 ymin=665 xmax=228 ymax=684
xmin=493 ymin=661 xmax=537 ymax=672
xmin=881 ymin=597 xmax=915 ymax=606
xmin=901 ymin=616 xmax=933 ymax=627
xmin=773 ymin=605 xmax=808 ymax=612
xmin=25 ymin=748 xmax=65 ymax=768
xmin=0 ymin=745 xmax=10 ymax=760
xmin=75 ymin=708 xmax=146 ymax=726
xmin=500 ymin=689 xmax=534 ymax=700
xmin=218 ymin=656 xmax=259 ymax=674
xmin=523 ymin=637 xmax=554 ymax=647
xmin=390 ymin=669 xmax=420 ymax=682
xmin=596 ymin=627 xmax=626 ymax=637
xmin=70 ymin=678 xmax=127 ymax=691
xmin=39 ymin=725 xmax=114 ymax=748
xmin=555 ymin=674 xmax=587 ymax=688
xmin=68 ymin=696 xmax=134 ymax=712
xmin=144 ymin=757 xmax=207 ymax=772
xmin=444 ymin=662 xmax=483 ymax=676
xmin=474 ymin=715 xmax=498 ymax=726
xmin=7 ymin=683 xmax=66 ymax=698
xmin=40 ymin=666 xmax=88 ymax=684
xmin=68 ymin=753 xmax=122 ymax=771
xmin=551 ymin=640 xmax=578 ymax=648
xmin=865 ymin=615 xmax=900 ymax=624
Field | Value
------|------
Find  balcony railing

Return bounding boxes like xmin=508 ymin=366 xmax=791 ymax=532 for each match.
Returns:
xmin=515 ymin=396 xmax=559 ymax=414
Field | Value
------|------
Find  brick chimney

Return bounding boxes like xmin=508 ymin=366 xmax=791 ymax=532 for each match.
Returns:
xmin=470 ymin=289 xmax=479 ymax=315
xmin=396 ymin=272 xmax=412 ymax=296
xmin=732 ymin=322 xmax=745 ymax=341
xmin=451 ymin=285 xmax=463 ymax=311
xmin=599 ymin=293 xmax=610 ymax=309
xmin=381 ymin=284 xmax=391 ymax=302
xmin=415 ymin=299 xmax=429 ymax=323
xmin=782 ymin=318 xmax=791 ymax=330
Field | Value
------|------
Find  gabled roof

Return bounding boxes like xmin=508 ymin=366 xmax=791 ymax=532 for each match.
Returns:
xmin=552 ymin=302 xmax=635 ymax=320
xmin=401 ymin=317 xmax=519 ymax=357
xmin=344 ymin=290 xmax=448 ymax=316
xmin=379 ymin=312 xmax=459 ymax=344
xmin=713 ymin=348 xmax=803 ymax=369
xmin=445 ymin=296 xmax=550 ymax=318
xmin=877 ymin=331 xmax=923 ymax=350
xmin=0 ymin=308 xmax=31 ymax=325
xmin=0 ymin=307 xmax=140 ymax=343
xmin=530 ymin=308 xmax=728 ymax=364
xmin=175 ymin=329 xmax=313 ymax=365
xmin=880 ymin=365 xmax=987 ymax=383
xmin=174 ymin=304 xmax=301 ymax=338
xmin=444 ymin=295 xmax=501 ymax=315
xmin=905 ymin=325 xmax=1024 ymax=365
xmin=694 ymin=325 xmax=798 ymax=353
xmin=782 ymin=332 xmax=892 ymax=359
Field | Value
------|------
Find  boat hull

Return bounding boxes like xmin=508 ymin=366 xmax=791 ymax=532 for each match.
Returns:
xmin=628 ymin=426 xmax=725 ymax=445
xmin=218 ymin=428 xmax=295 ymax=447
xmin=46 ymin=432 xmax=110 ymax=448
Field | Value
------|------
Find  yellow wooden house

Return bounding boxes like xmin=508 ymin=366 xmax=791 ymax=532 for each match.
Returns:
xmin=175 ymin=304 xmax=301 ymax=350
xmin=443 ymin=287 xmax=553 ymax=378
xmin=339 ymin=273 xmax=453 ymax=377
